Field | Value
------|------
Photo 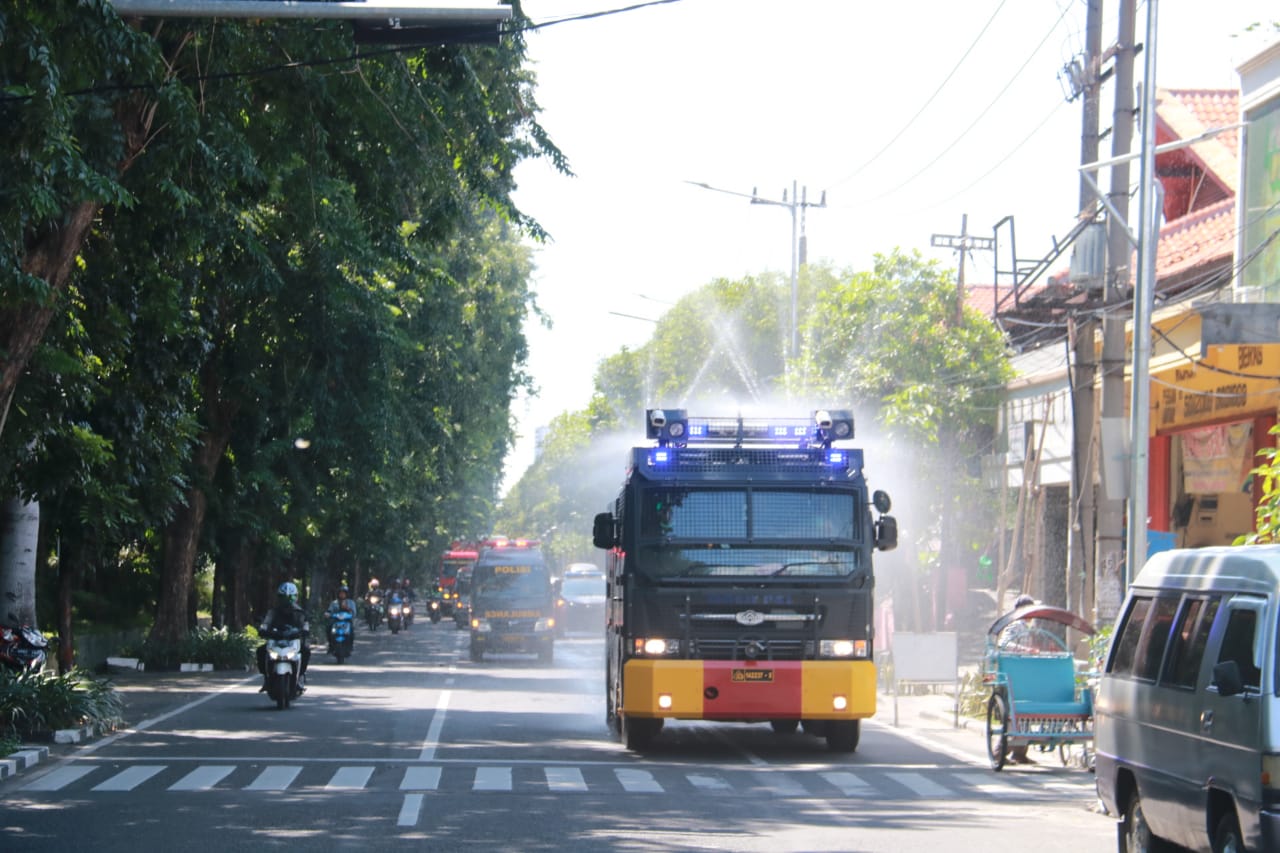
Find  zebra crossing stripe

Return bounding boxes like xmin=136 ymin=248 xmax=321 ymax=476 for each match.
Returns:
xmin=473 ymin=766 xmax=512 ymax=791
xmin=325 ymin=766 xmax=374 ymax=790
xmin=401 ymin=766 xmax=442 ymax=791
xmin=686 ymin=773 xmax=732 ymax=792
xmin=93 ymin=765 xmax=164 ymax=792
xmin=544 ymin=766 xmax=587 ymax=792
xmin=22 ymin=765 xmax=95 ymax=792
xmin=886 ymin=771 xmax=952 ymax=798
xmin=245 ymin=766 xmax=302 ymax=791
xmin=952 ymin=771 xmax=1022 ymax=797
xmin=820 ymin=771 xmax=871 ymax=795
xmin=614 ymin=768 xmax=662 ymax=793
xmin=398 ymin=793 xmax=424 ymax=827
xmin=169 ymin=765 xmax=234 ymax=791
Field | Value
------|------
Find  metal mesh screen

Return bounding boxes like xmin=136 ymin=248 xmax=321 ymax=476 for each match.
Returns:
xmin=640 ymin=488 xmax=856 ymax=541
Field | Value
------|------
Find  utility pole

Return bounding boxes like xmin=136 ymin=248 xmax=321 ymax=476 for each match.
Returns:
xmin=751 ymin=182 xmax=826 ymax=361
xmin=930 ymin=215 xmax=994 ymax=326
xmin=1096 ymin=0 xmax=1138 ymax=623
xmin=929 ymin=215 xmax=994 ymax=628
xmin=1068 ymin=0 xmax=1103 ymax=620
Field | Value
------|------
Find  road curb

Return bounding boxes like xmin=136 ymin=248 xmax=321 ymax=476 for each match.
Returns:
xmin=0 ymin=745 xmax=48 ymax=780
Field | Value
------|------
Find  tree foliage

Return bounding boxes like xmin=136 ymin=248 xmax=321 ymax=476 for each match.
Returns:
xmin=501 ymin=255 xmax=1013 ymax=631
xmin=0 ymin=1 xmax=565 ymax=658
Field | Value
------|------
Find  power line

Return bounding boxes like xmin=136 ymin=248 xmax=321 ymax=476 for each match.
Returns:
xmin=857 ymin=3 xmax=1074 ymax=206
xmin=827 ymin=0 xmax=1009 ymax=190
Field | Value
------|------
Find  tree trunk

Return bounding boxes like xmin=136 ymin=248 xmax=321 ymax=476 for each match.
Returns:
xmin=57 ymin=540 xmax=85 ymax=673
xmin=149 ymin=361 xmax=238 ymax=648
xmin=0 ymin=498 xmax=41 ymax=629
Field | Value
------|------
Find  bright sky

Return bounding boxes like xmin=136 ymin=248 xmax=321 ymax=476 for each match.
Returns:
xmin=502 ymin=0 xmax=1279 ymax=494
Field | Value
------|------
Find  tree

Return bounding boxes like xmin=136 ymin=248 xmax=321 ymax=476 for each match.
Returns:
xmin=0 ymin=3 xmax=564 ymax=655
xmin=799 ymin=249 xmax=1013 ymax=629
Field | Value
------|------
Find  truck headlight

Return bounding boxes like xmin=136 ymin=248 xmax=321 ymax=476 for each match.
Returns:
xmin=471 ymin=619 xmax=490 ymax=632
xmin=535 ymin=618 xmax=555 ymax=632
xmin=821 ymin=639 xmax=866 ymax=658
xmin=634 ymin=638 xmax=680 ymax=656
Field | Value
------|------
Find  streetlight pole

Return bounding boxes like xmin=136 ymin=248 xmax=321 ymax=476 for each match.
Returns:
xmin=684 ymin=180 xmax=826 ymax=363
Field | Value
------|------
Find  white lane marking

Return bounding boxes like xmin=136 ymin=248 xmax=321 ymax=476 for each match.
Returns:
xmin=244 ymin=766 xmax=302 ymax=791
xmin=473 ymin=766 xmax=512 ymax=791
xmin=92 ymin=765 xmax=165 ymax=791
xmin=821 ymin=770 xmax=872 ymax=796
xmin=544 ymin=766 xmax=587 ymax=792
xmin=614 ymin=768 xmax=662 ymax=793
xmin=686 ymin=773 xmax=732 ymax=792
xmin=168 ymin=765 xmax=234 ymax=791
xmin=78 ymin=676 xmax=257 ymax=755
xmin=401 ymin=766 xmax=442 ymax=790
xmin=886 ymin=771 xmax=952 ymax=798
xmin=397 ymin=793 xmax=424 ymax=827
xmin=418 ymin=689 xmax=452 ymax=761
xmin=325 ymin=766 xmax=374 ymax=790
xmin=22 ymin=765 xmax=96 ymax=792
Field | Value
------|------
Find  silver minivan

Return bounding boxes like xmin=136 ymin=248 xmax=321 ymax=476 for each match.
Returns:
xmin=1095 ymin=545 xmax=1280 ymax=852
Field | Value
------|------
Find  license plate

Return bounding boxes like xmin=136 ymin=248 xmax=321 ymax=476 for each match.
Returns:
xmin=731 ymin=668 xmax=774 ymax=683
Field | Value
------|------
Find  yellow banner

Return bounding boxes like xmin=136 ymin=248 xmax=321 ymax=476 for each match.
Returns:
xmin=1153 ymin=344 xmax=1280 ymax=431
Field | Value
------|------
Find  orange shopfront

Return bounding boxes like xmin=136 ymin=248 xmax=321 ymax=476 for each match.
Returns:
xmin=1147 ymin=343 xmax=1280 ymax=546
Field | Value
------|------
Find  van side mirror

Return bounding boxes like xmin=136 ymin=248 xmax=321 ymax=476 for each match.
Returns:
xmin=1213 ymin=660 xmax=1244 ymax=697
xmin=875 ymin=515 xmax=898 ymax=552
xmin=593 ymin=512 xmax=617 ymax=550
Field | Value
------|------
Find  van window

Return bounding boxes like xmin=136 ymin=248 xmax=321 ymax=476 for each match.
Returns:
xmin=1132 ymin=596 xmax=1180 ymax=682
xmin=1215 ymin=605 xmax=1262 ymax=692
xmin=1109 ymin=596 xmax=1152 ymax=676
xmin=1162 ymin=597 xmax=1220 ymax=689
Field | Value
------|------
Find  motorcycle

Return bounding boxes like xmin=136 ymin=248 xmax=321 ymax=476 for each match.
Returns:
xmin=387 ymin=598 xmax=404 ymax=634
xmin=0 ymin=623 xmax=48 ymax=673
xmin=428 ymin=597 xmax=442 ymax=624
xmin=364 ymin=594 xmax=384 ymax=632
xmin=327 ymin=609 xmax=355 ymax=663
xmin=261 ymin=624 xmax=304 ymax=710
xmin=402 ymin=600 xmax=415 ymax=628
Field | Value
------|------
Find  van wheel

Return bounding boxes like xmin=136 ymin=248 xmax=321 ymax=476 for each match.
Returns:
xmin=770 ymin=719 xmax=799 ymax=735
xmin=1212 ymin=811 xmax=1243 ymax=853
xmin=1120 ymin=790 xmax=1166 ymax=853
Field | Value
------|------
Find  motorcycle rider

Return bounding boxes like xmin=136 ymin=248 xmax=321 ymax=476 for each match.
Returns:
xmin=400 ymin=577 xmax=416 ymax=602
xmin=258 ymin=581 xmax=311 ymax=692
xmin=325 ymin=584 xmax=357 ymax=655
xmin=327 ymin=584 xmax=358 ymax=618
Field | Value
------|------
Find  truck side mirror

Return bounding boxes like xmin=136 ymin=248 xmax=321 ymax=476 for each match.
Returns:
xmin=593 ymin=512 xmax=617 ymax=550
xmin=875 ymin=515 xmax=898 ymax=552
xmin=872 ymin=490 xmax=892 ymax=514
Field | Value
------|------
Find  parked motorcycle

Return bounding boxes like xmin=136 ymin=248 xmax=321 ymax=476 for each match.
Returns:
xmin=261 ymin=624 xmax=304 ymax=710
xmin=327 ymin=609 xmax=354 ymax=663
xmin=364 ymin=593 xmax=384 ymax=632
xmin=387 ymin=599 xmax=404 ymax=634
xmin=0 ymin=623 xmax=48 ymax=673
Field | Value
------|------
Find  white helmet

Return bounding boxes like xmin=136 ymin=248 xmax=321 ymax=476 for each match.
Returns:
xmin=278 ymin=581 xmax=299 ymax=602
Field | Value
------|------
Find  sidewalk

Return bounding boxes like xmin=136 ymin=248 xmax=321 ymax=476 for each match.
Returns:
xmin=2 ymin=667 xmax=255 ymax=780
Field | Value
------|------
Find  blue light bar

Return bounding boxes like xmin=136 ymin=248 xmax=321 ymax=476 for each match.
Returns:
xmin=826 ymin=449 xmax=848 ymax=467
xmin=648 ymin=448 xmax=673 ymax=466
